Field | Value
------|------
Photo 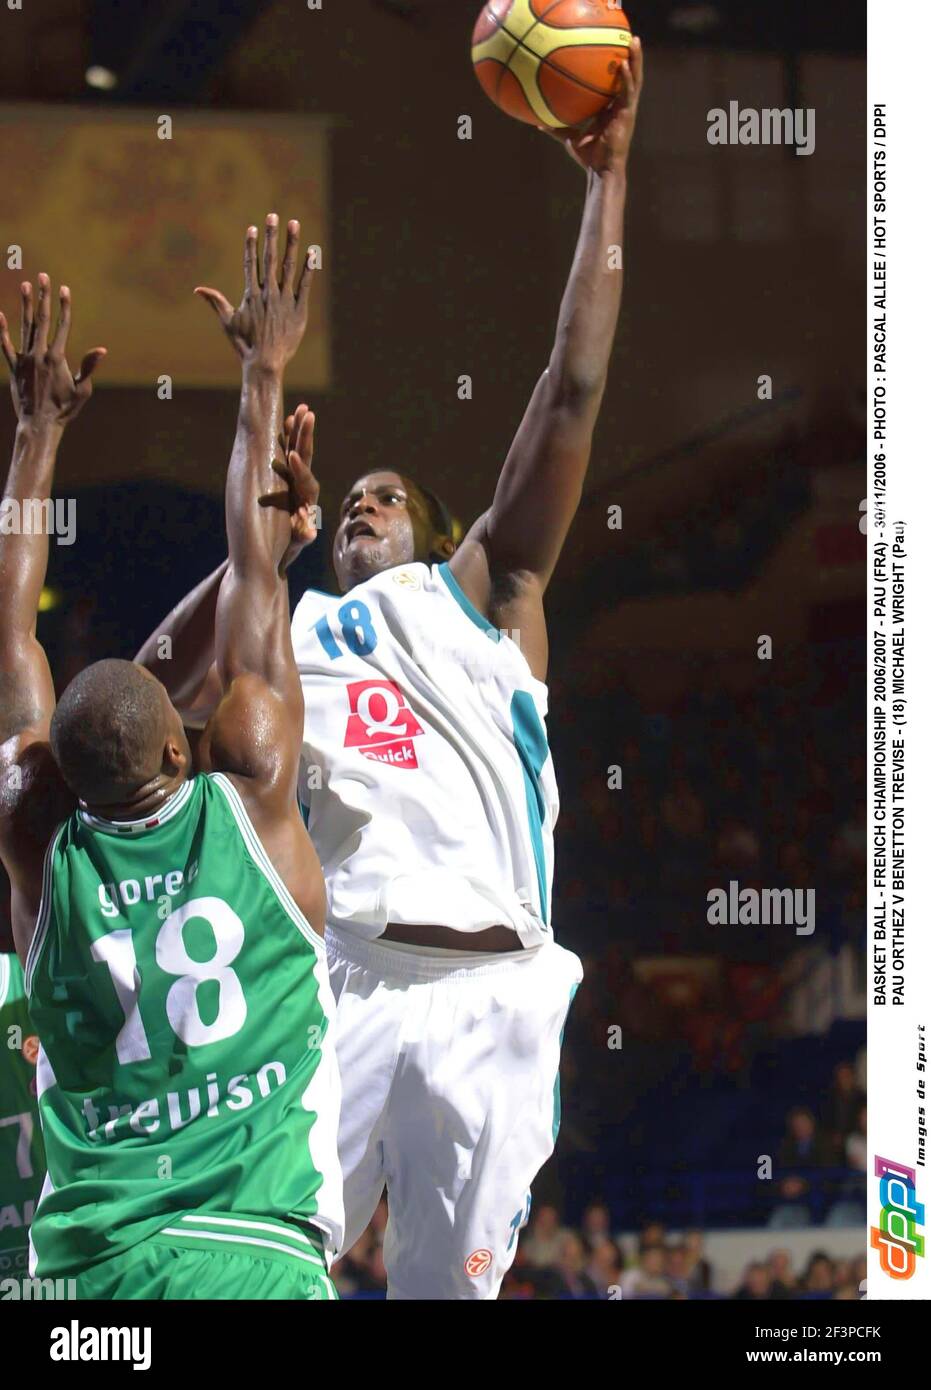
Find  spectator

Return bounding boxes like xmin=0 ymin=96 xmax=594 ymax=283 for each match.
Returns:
xmin=802 ymin=1252 xmax=836 ymax=1294
xmin=554 ymin=1232 xmax=599 ymax=1299
xmin=523 ymin=1204 xmax=569 ymax=1269
xmin=620 ymin=1245 xmax=671 ymax=1299
xmin=639 ymin=1221 xmax=667 ymax=1252
xmin=586 ymin=1240 xmax=624 ymax=1298
xmin=581 ymin=1201 xmax=615 ymax=1250
xmin=767 ymin=1248 xmax=797 ymax=1299
xmin=771 ymin=1106 xmax=833 ymax=1228
xmin=734 ymin=1262 xmax=772 ymax=1300
xmin=823 ymin=1062 xmax=866 ymax=1158
xmin=682 ymin=1230 xmax=712 ymax=1292
xmin=500 ymin=1244 xmax=564 ymax=1301
xmin=665 ymin=1243 xmax=697 ymax=1298
xmin=845 ymin=1103 xmax=868 ymax=1172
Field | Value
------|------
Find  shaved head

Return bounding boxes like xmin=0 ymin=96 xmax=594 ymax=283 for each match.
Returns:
xmin=50 ymin=659 xmax=189 ymax=806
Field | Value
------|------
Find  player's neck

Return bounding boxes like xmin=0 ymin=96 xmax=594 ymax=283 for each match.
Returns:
xmin=80 ymin=772 xmax=191 ymax=826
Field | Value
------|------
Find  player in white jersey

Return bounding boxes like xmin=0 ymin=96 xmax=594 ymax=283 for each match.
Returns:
xmin=138 ymin=42 xmax=644 ymax=1298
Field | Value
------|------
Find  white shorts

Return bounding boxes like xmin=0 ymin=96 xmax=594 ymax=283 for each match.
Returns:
xmin=326 ymin=925 xmax=583 ymax=1300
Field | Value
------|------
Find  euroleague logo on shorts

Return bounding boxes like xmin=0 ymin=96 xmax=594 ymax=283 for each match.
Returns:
xmin=343 ymin=678 xmax=424 ymax=770
xmin=464 ymin=1248 xmax=493 ymax=1278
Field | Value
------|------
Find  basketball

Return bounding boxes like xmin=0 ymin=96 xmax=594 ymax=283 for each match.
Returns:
xmin=471 ymin=0 xmax=633 ymax=130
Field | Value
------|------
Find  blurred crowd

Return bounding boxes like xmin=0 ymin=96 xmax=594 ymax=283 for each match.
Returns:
xmin=551 ymin=647 xmax=865 ymax=965
xmin=332 ymin=1201 xmax=867 ymax=1301
xmin=769 ymin=1057 xmax=866 ymax=1229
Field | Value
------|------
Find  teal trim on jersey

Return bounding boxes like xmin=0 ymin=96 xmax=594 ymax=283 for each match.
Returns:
xmin=552 ymin=982 xmax=580 ymax=1143
xmin=438 ymin=562 xmax=500 ymax=641
xmin=510 ymin=690 xmax=549 ymax=924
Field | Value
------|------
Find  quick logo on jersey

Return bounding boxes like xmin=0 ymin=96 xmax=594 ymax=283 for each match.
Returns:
xmin=343 ymin=679 xmax=424 ymax=770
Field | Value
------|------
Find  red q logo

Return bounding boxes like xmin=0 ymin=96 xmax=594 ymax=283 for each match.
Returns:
xmin=343 ymin=679 xmax=424 ymax=769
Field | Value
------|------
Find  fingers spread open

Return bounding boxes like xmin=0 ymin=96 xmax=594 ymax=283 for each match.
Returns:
xmin=280 ymin=219 xmax=300 ymax=296
xmin=20 ymin=281 xmax=34 ymax=354
xmin=295 ymin=251 xmax=315 ymax=312
xmin=75 ymin=347 xmax=107 ymax=385
xmin=50 ymin=285 xmax=72 ymax=358
xmin=262 ymin=213 xmax=280 ymax=295
xmin=0 ymin=313 xmax=15 ymax=373
xmin=194 ymin=287 xmax=235 ymax=324
xmin=34 ymin=274 xmax=52 ymax=355
xmin=243 ymin=225 xmax=259 ymax=299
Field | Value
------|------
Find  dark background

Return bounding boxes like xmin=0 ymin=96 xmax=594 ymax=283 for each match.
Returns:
xmin=0 ymin=0 xmax=867 ymax=1299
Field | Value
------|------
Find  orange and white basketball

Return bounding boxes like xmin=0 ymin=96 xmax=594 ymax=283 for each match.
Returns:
xmin=471 ymin=0 xmax=633 ymax=129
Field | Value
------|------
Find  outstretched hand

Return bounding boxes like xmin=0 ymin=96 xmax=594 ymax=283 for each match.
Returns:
xmin=260 ymin=403 xmax=320 ymax=571
xmin=0 ymin=275 xmax=106 ymax=426
xmin=541 ymin=34 xmax=644 ymax=174
xmin=195 ymin=215 xmax=313 ymax=375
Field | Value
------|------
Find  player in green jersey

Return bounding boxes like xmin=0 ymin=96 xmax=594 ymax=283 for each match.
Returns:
xmin=0 ymin=870 xmax=45 ymax=1293
xmin=0 ymin=217 xmax=342 ymax=1300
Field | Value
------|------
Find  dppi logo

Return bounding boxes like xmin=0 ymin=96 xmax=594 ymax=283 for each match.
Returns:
xmin=871 ymin=1155 xmax=925 ymax=1279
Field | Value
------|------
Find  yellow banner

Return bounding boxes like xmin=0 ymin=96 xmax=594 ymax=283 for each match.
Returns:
xmin=0 ymin=106 xmax=330 ymax=389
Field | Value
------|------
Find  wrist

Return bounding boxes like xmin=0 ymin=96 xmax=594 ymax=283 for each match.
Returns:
xmin=16 ymin=416 xmax=65 ymax=447
xmin=242 ymin=360 xmax=284 ymax=390
xmin=597 ymin=162 xmax=629 ymax=192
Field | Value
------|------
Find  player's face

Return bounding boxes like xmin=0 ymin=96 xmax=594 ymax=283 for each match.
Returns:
xmin=333 ymin=471 xmax=432 ymax=591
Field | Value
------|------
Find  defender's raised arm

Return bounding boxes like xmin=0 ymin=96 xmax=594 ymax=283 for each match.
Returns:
xmin=194 ymin=217 xmax=319 ymax=817
xmin=0 ymin=277 xmax=105 ymax=958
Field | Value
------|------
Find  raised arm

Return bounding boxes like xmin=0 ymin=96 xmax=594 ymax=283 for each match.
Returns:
xmin=450 ymin=38 xmax=644 ymax=679
xmin=0 ymin=276 xmax=105 ymax=955
xmin=196 ymin=216 xmax=318 ymax=807
xmin=134 ymin=410 xmax=319 ymax=728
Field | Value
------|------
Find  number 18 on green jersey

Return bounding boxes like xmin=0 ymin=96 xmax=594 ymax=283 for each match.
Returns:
xmin=25 ymin=773 xmax=343 ymax=1279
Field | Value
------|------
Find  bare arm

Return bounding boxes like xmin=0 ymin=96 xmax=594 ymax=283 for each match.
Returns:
xmin=134 ymin=410 xmax=319 ymax=728
xmin=134 ymin=559 xmax=228 ymax=720
xmin=195 ymin=217 xmax=318 ymax=802
xmin=0 ymin=418 xmax=62 ymax=747
xmin=450 ymin=38 xmax=644 ymax=678
xmin=0 ymin=276 xmax=105 ymax=957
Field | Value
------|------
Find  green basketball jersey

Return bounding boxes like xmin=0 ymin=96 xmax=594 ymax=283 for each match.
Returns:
xmin=25 ymin=773 xmax=343 ymax=1279
xmin=0 ymin=952 xmax=45 ymax=1280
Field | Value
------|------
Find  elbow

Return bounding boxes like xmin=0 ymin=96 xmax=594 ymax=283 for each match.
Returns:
xmin=546 ymin=363 xmax=606 ymax=412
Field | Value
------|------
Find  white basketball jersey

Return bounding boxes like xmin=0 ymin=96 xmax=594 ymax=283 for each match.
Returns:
xmin=290 ymin=561 xmax=557 ymax=949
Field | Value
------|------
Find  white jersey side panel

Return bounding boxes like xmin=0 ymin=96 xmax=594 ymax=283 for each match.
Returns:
xmin=291 ymin=562 xmax=557 ymax=948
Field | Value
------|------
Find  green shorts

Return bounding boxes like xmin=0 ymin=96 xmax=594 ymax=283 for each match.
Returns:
xmin=72 ymin=1215 xmax=338 ymax=1301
